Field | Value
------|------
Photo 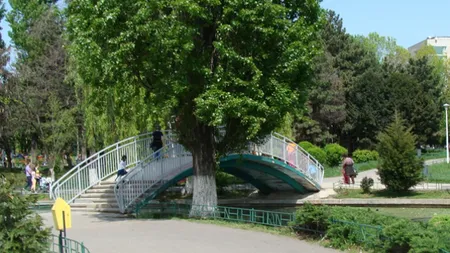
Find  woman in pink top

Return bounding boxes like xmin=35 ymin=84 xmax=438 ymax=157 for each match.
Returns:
xmin=342 ymin=154 xmax=356 ymax=184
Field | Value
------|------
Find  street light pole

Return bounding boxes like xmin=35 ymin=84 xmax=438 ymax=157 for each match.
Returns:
xmin=444 ymin=104 xmax=450 ymax=164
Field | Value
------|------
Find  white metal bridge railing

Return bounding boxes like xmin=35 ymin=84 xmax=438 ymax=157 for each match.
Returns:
xmin=115 ymin=132 xmax=325 ymax=213
xmin=50 ymin=131 xmax=173 ymax=203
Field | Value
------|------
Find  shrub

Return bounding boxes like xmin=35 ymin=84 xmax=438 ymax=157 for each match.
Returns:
xmin=0 ymin=178 xmax=50 ymax=252
xmin=377 ymin=114 xmax=424 ymax=191
xmin=293 ymin=203 xmax=331 ymax=233
xmin=360 ymin=177 xmax=374 ymax=193
xmin=353 ymin=149 xmax=379 ymax=163
xmin=298 ymin=141 xmax=315 ymax=151
xmin=324 ymin=143 xmax=347 ymax=167
xmin=307 ymin=147 xmax=327 ymax=165
xmin=298 ymin=141 xmax=326 ymax=165
xmin=428 ymin=215 xmax=450 ymax=249
xmin=292 ymin=203 xmax=448 ymax=252
xmin=429 ymin=215 xmax=450 ymax=231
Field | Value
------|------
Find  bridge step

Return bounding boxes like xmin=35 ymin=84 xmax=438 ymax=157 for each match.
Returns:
xmin=80 ymin=193 xmax=116 ymax=198
xmin=71 ymin=202 xmax=119 ymax=208
xmin=86 ymin=188 xmax=115 ymax=194
xmin=71 ymin=207 xmax=121 ymax=213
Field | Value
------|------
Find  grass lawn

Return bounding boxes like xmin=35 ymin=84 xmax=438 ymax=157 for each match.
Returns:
xmin=426 ymin=162 xmax=450 ymax=183
xmin=333 ymin=189 xmax=450 ymax=199
xmin=324 ymin=160 xmax=378 ymax=178
xmin=363 ymin=207 xmax=450 ymax=221
xmin=420 ymin=148 xmax=446 ymax=160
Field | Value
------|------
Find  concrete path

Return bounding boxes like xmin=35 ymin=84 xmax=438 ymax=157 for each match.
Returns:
xmin=40 ymin=212 xmax=338 ymax=253
xmin=321 ymin=158 xmax=450 ymax=190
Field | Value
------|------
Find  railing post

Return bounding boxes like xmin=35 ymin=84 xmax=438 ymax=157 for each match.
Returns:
xmin=283 ymin=137 xmax=286 ymax=162
xmin=134 ymin=137 xmax=138 ymax=164
xmin=81 ymin=242 xmax=85 ymax=253
xmin=270 ymin=134 xmax=274 ymax=159
xmin=307 ymin=154 xmax=310 ymax=176
xmin=116 ymin=143 xmax=120 ymax=165
xmin=77 ymin=167 xmax=82 ymax=194
xmin=49 ymin=182 xmax=53 ymax=200
xmin=97 ymin=158 xmax=101 ymax=186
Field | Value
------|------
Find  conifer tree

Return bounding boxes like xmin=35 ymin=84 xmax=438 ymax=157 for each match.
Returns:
xmin=376 ymin=113 xmax=424 ymax=191
xmin=0 ymin=178 xmax=50 ymax=252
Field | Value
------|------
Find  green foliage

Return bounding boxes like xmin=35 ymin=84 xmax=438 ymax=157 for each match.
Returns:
xmin=293 ymin=203 xmax=450 ymax=252
xmin=295 ymin=10 xmax=347 ymax=144
xmin=298 ymin=141 xmax=326 ymax=164
xmin=360 ymin=177 xmax=374 ymax=193
xmin=429 ymin=215 xmax=450 ymax=232
xmin=7 ymin=0 xmax=56 ymax=60
xmin=298 ymin=141 xmax=315 ymax=151
xmin=377 ymin=114 xmax=424 ymax=191
xmin=293 ymin=202 xmax=331 ymax=232
xmin=215 ymin=170 xmax=244 ymax=194
xmin=0 ymin=178 xmax=50 ymax=252
xmin=353 ymin=149 xmax=379 ymax=163
xmin=67 ymin=0 xmax=322 ymax=152
xmin=274 ymin=113 xmax=295 ymax=140
xmin=323 ymin=143 xmax=347 ymax=166
xmin=67 ymin=0 xmax=323 ymax=208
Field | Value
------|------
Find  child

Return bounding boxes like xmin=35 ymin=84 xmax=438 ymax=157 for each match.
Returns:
xmin=115 ymin=155 xmax=128 ymax=181
xmin=30 ymin=164 xmax=37 ymax=193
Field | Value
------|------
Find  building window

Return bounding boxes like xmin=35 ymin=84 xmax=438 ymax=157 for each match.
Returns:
xmin=433 ymin=46 xmax=446 ymax=55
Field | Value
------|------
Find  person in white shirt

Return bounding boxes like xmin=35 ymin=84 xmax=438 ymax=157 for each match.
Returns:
xmin=115 ymin=155 xmax=128 ymax=181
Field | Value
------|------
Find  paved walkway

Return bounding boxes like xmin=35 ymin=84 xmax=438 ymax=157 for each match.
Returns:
xmin=40 ymin=212 xmax=338 ymax=253
xmin=321 ymin=158 xmax=450 ymax=190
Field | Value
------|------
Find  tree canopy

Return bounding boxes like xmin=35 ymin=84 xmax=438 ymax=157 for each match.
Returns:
xmin=67 ymin=0 xmax=323 ymax=208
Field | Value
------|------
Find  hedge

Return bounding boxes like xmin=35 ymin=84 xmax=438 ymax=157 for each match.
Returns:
xmin=292 ymin=203 xmax=450 ymax=252
xmin=353 ymin=149 xmax=379 ymax=163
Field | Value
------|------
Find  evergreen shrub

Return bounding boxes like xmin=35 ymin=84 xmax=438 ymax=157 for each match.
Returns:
xmin=376 ymin=114 xmax=424 ymax=191
xmin=353 ymin=149 xmax=379 ymax=163
xmin=298 ymin=141 xmax=326 ymax=165
xmin=292 ymin=203 xmax=450 ymax=252
xmin=324 ymin=143 xmax=347 ymax=167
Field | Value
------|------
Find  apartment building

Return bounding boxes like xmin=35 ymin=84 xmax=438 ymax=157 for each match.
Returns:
xmin=408 ymin=36 xmax=450 ymax=59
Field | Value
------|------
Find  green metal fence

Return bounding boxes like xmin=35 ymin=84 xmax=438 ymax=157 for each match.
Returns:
xmin=330 ymin=219 xmax=383 ymax=247
xmin=49 ymin=234 xmax=91 ymax=253
xmin=138 ymin=202 xmax=450 ymax=252
xmin=137 ymin=202 xmax=295 ymax=227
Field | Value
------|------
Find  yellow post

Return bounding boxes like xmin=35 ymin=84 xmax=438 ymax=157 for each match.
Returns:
xmin=51 ymin=198 xmax=72 ymax=230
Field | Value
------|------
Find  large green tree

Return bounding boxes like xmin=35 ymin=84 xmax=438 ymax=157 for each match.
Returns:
xmin=295 ymin=10 xmax=347 ymax=144
xmin=68 ymin=0 xmax=322 ymax=210
xmin=7 ymin=1 xmax=79 ymax=168
xmin=0 ymin=0 xmax=15 ymax=168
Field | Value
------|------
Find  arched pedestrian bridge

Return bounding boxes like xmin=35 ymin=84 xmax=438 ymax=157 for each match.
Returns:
xmin=50 ymin=132 xmax=324 ymax=214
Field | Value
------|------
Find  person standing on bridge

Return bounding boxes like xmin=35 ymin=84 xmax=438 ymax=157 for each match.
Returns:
xmin=115 ymin=155 xmax=128 ymax=181
xmin=151 ymin=127 xmax=164 ymax=159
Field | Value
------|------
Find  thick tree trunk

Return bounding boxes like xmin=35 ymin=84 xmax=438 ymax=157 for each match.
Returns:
xmin=189 ymin=123 xmax=218 ymax=217
xmin=30 ymin=137 xmax=38 ymax=164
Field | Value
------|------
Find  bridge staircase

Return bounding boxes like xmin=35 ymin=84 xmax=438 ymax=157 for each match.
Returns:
xmin=50 ymin=131 xmax=325 ymax=214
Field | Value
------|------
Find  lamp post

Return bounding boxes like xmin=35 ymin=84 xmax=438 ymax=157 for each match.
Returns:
xmin=444 ymin=104 xmax=450 ymax=164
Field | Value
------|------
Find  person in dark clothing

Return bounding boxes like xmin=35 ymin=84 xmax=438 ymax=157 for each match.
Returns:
xmin=151 ymin=128 xmax=164 ymax=159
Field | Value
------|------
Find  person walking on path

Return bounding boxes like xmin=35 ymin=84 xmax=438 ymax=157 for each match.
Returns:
xmin=30 ymin=164 xmax=37 ymax=193
xmin=342 ymin=154 xmax=356 ymax=184
xmin=24 ymin=158 xmax=32 ymax=191
xmin=115 ymin=155 xmax=128 ymax=181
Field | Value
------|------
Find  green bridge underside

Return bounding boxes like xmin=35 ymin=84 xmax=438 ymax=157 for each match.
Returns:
xmin=137 ymin=154 xmax=321 ymax=210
